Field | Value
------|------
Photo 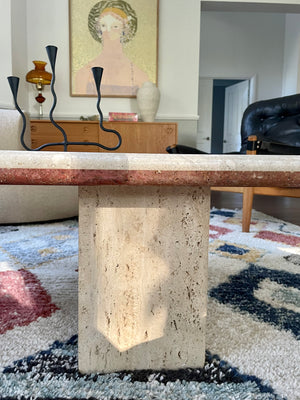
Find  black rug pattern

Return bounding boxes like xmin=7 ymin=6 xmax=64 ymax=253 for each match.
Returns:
xmin=1 ymin=336 xmax=283 ymax=400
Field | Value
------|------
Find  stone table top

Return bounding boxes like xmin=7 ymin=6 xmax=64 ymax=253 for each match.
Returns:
xmin=0 ymin=151 xmax=299 ymax=187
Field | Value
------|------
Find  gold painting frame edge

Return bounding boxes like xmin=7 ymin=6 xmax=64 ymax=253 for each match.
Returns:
xmin=68 ymin=0 xmax=159 ymax=98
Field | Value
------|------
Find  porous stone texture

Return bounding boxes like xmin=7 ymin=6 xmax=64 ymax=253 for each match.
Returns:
xmin=78 ymin=185 xmax=210 ymax=373
xmin=0 ymin=152 xmax=299 ymax=187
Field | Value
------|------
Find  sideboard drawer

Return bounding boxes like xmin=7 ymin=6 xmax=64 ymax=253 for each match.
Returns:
xmin=30 ymin=120 xmax=178 ymax=153
xmin=30 ymin=121 xmax=99 ymax=152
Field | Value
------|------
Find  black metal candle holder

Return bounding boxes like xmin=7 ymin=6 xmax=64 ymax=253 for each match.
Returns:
xmin=7 ymin=45 xmax=122 ymax=152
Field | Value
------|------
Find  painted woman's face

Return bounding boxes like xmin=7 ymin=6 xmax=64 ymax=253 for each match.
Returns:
xmin=97 ymin=13 xmax=125 ymax=41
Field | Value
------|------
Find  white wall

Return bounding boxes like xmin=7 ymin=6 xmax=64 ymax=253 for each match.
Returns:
xmin=4 ymin=0 xmax=198 ymax=146
xmin=3 ymin=2 xmax=300 ymax=148
xmin=199 ymin=11 xmax=286 ymax=101
xmin=282 ymin=13 xmax=300 ymax=95
xmin=0 ymin=0 xmax=13 ymax=108
xmin=0 ymin=0 xmax=28 ymax=109
xmin=11 ymin=0 xmax=28 ymax=110
xmin=23 ymin=0 xmax=200 ymax=123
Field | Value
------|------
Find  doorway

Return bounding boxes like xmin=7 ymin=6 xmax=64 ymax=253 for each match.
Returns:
xmin=197 ymin=78 xmax=254 ymax=153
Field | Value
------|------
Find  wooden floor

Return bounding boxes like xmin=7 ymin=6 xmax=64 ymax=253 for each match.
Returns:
xmin=211 ymin=190 xmax=300 ymax=226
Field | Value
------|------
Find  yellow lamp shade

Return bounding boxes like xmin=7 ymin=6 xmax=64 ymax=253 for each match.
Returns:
xmin=26 ymin=61 xmax=52 ymax=85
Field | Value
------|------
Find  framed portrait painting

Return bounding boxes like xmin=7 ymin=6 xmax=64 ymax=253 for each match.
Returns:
xmin=69 ymin=0 xmax=159 ymax=97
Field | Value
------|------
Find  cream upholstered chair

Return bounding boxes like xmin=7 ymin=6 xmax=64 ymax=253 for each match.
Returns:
xmin=0 ymin=109 xmax=78 ymax=223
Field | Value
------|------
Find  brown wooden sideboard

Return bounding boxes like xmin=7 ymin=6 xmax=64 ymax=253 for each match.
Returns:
xmin=30 ymin=120 xmax=177 ymax=153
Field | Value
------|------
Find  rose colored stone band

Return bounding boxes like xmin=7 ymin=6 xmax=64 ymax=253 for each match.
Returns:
xmin=0 ymin=151 xmax=299 ymax=187
xmin=0 ymin=168 xmax=299 ymax=187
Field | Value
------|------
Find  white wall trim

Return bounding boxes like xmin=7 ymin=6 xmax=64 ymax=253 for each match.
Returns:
xmin=28 ymin=113 xmax=200 ymax=121
xmin=156 ymin=114 xmax=199 ymax=121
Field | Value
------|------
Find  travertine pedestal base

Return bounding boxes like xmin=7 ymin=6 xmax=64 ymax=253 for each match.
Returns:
xmin=78 ymin=185 xmax=210 ymax=373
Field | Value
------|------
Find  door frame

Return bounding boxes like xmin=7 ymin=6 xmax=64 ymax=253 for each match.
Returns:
xmin=197 ymin=75 xmax=257 ymax=153
xmin=223 ymin=79 xmax=251 ymax=153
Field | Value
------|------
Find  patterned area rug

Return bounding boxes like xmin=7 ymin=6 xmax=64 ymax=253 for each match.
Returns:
xmin=0 ymin=209 xmax=299 ymax=400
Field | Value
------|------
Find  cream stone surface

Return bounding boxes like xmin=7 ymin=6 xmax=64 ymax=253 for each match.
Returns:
xmin=78 ymin=185 xmax=210 ymax=373
xmin=0 ymin=150 xmax=299 ymax=173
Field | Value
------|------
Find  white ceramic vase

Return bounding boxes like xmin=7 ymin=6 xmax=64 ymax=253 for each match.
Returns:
xmin=136 ymin=81 xmax=160 ymax=122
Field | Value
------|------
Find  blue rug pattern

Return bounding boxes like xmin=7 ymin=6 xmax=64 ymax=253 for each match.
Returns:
xmin=0 ymin=210 xmax=299 ymax=400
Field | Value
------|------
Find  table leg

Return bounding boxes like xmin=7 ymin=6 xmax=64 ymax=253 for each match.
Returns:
xmin=78 ymin=185 xmax=210 ymax=373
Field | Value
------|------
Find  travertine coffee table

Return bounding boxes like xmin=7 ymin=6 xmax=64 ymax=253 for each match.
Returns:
xmin=0 ymin=151 xmax=299 ymax=373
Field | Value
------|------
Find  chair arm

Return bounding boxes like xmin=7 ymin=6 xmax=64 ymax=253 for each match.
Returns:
xmin=0 ymin=109 xmax=30 ymax=151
